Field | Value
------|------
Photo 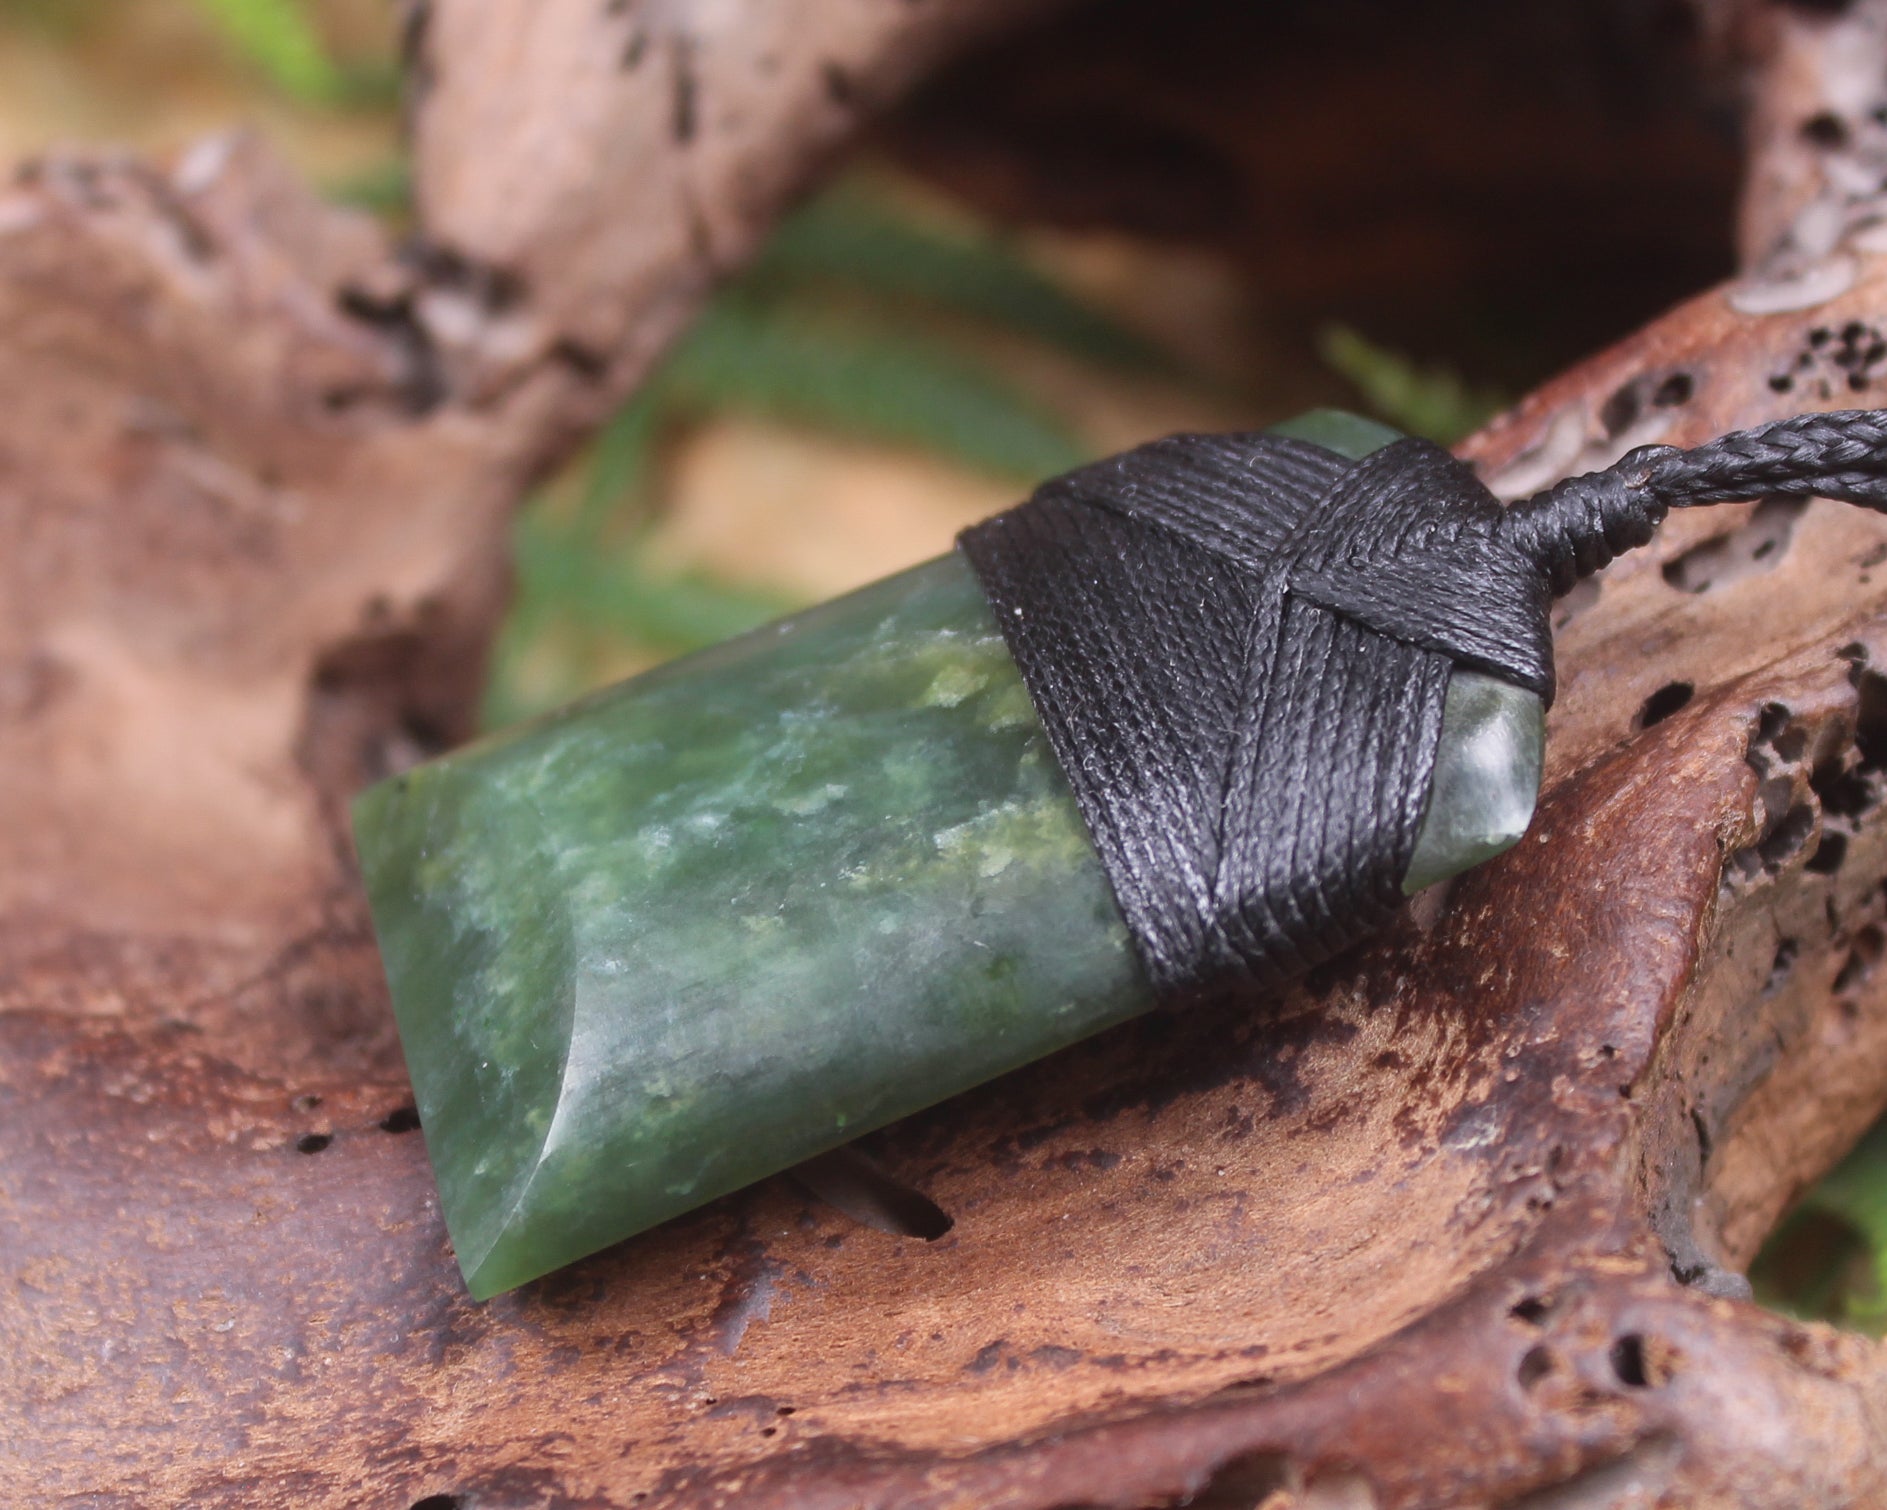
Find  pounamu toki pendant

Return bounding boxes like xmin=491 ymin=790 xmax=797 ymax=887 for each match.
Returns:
xmin=352 ymin=410 xmax=1543 ymax=1298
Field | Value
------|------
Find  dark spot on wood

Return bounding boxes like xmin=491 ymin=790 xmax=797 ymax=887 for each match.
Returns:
xmin=336 ymin=271 xmax=451 ymax=415
xmin=1510 ymin=1294 xmax=1552 ymax=1326
xmin=1188 ymin=1450 xmax=1292 ymax=1506
xmin=1751 ymin=703 xmax=1806 ymax=772
xmin=1808 ymin=831 xmax=1847 ymax=873
xmin=1768 ymin=938 xmax=1800 ymax=992
xmin=621 ymin=30 xmax=648 ymax=69
xmin=1653 ymin=371 xmax=1694 ymax=407
xmin=1812 ymin=754 xmax=1874 ymax=818
xmin=379 ymin=1104 xmax=422 ymax=1133
xmin=1849 ymin=666 xmax=1887 ymax=771
xmin=1611 ymin=1334 xmax=1652 ymax=1387
xmin=1802 ymin=112 xmax=1850 ymax=149
xmin=823 ymin=62 xmax=854 ymax=107
xmin=1637 ymin=682 xmax=1693 ymax=729
xmin=1770 ymin=373 xmax=1794 ymax=393
xmin=296 ymin=1133 xmax=332 ymax=1155
xmin=1599 ymin=381 xmax=1640 ymax=437
xmin=1757 ymin=802 xmax=1818 ymax=873
xmin=1836 ymin=924 xmax=1885 ymax=991
xmin=1610 ymin=1332 xmax=1677 ymax=1387
xmin=1517 ymin=1344 xmax=1555 ymax=1388
xmin=672 ymin=37 xmax=699 ymax=144
xmin=551 ymin=340 xmax=609 ymax=382
xmin=967 ymin=1340 xmax=1011 ymax=1373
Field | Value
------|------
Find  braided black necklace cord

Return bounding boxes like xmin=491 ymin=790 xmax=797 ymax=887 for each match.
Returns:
xmin=961 ymin=406 xmax=1887 ymax=1006
xmin=1503 ymin=408 xmax=1887 ymax=594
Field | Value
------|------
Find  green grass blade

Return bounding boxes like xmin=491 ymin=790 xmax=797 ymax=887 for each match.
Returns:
xmin=190 ymin=0 xmax=342 ymax=103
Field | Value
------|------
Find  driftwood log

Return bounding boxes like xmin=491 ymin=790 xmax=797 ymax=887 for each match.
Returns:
xmin=11 ymin=1 xmax=1887 ymax=1505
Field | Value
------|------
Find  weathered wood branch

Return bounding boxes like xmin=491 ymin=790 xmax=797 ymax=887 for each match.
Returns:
xmin=10 ymin=3 xmax=1887 ymax=1507
xmin=0 ymin=0 xmax=1065 ymax=1084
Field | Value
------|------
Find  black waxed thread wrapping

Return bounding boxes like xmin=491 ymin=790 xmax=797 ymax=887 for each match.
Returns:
xmin=959 ymin=409 xmax=1887 ymax=1009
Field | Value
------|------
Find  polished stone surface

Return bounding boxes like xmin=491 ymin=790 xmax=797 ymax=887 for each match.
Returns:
xmin=1403 ymin=670 xmax=1545 ymax=895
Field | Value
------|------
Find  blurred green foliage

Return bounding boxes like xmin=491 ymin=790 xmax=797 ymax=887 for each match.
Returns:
xmin=486 ymin=181 xmax=1161 ymax=726
xmin=1754 ymin=1120 xmax=1887 ymax=1333
xmin=0 ymin=0 xmax=397 ymax=105
xmin=1318 ymin=323 xmax=1505 ymax=445
xmin=750 ymin=184 xmax=1169 ymax=373
xmin=193 ymin=0 xmax=341 ymax=101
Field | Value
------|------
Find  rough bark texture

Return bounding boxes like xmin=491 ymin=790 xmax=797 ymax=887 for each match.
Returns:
xmin=11 ymin=2 xmax=1887 ymax=1507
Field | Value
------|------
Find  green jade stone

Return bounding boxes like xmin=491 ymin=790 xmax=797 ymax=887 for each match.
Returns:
xmin=353 ymin=411 xmax=1543 ymax=1298
xmin=1401 ymin=672 xmax=1544 ymax=896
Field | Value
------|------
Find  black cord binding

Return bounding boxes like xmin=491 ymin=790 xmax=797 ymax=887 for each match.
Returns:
xmin=959 ymin=408 xmax=1887 ymax=1008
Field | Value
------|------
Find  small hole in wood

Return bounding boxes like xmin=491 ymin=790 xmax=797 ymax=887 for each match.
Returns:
xmin=1517 ymin=1344 xmax=1556 ymax=1388
xmin=1811 ymin=757 xmax=1875 ymax=818
xmin=1653 ymin=372 xmax=1694 ymax=407
xmin=1852 ymin=668 xmax=1887 ymax=772
xmin=1610 ymin=1332 xmax=1677 ymax=1388
xmin=1637 ymin=682 xmax=1693 ymax=729
xmin=291 ymin=1093 xmax=322 ymax=1113
xmin=1510 ymin=1295 xmax=1552 ymax=1326
xmin=380 ymin=1105 xmax=422 ymax=1134
xmin=1769 ymin=937 xmax=1800 ymax=990
xmin=1757 ymin=803 xmax=1817 ymax=872
xmin=409 ymin=1497 xmax=463 ymax=1510
xmin=296 ymin=1133 xmax=332 ymax=1155
xmin=1599 ymin=381 xmax=1641 ymax=437
xmin=1611 ymin=1334 xmax=1650 ymax=1387
xmin=1803 ymin=111 xmax=1851 ymax=149
xmin=1808 ymin=831 xmax=1848 ymax=874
